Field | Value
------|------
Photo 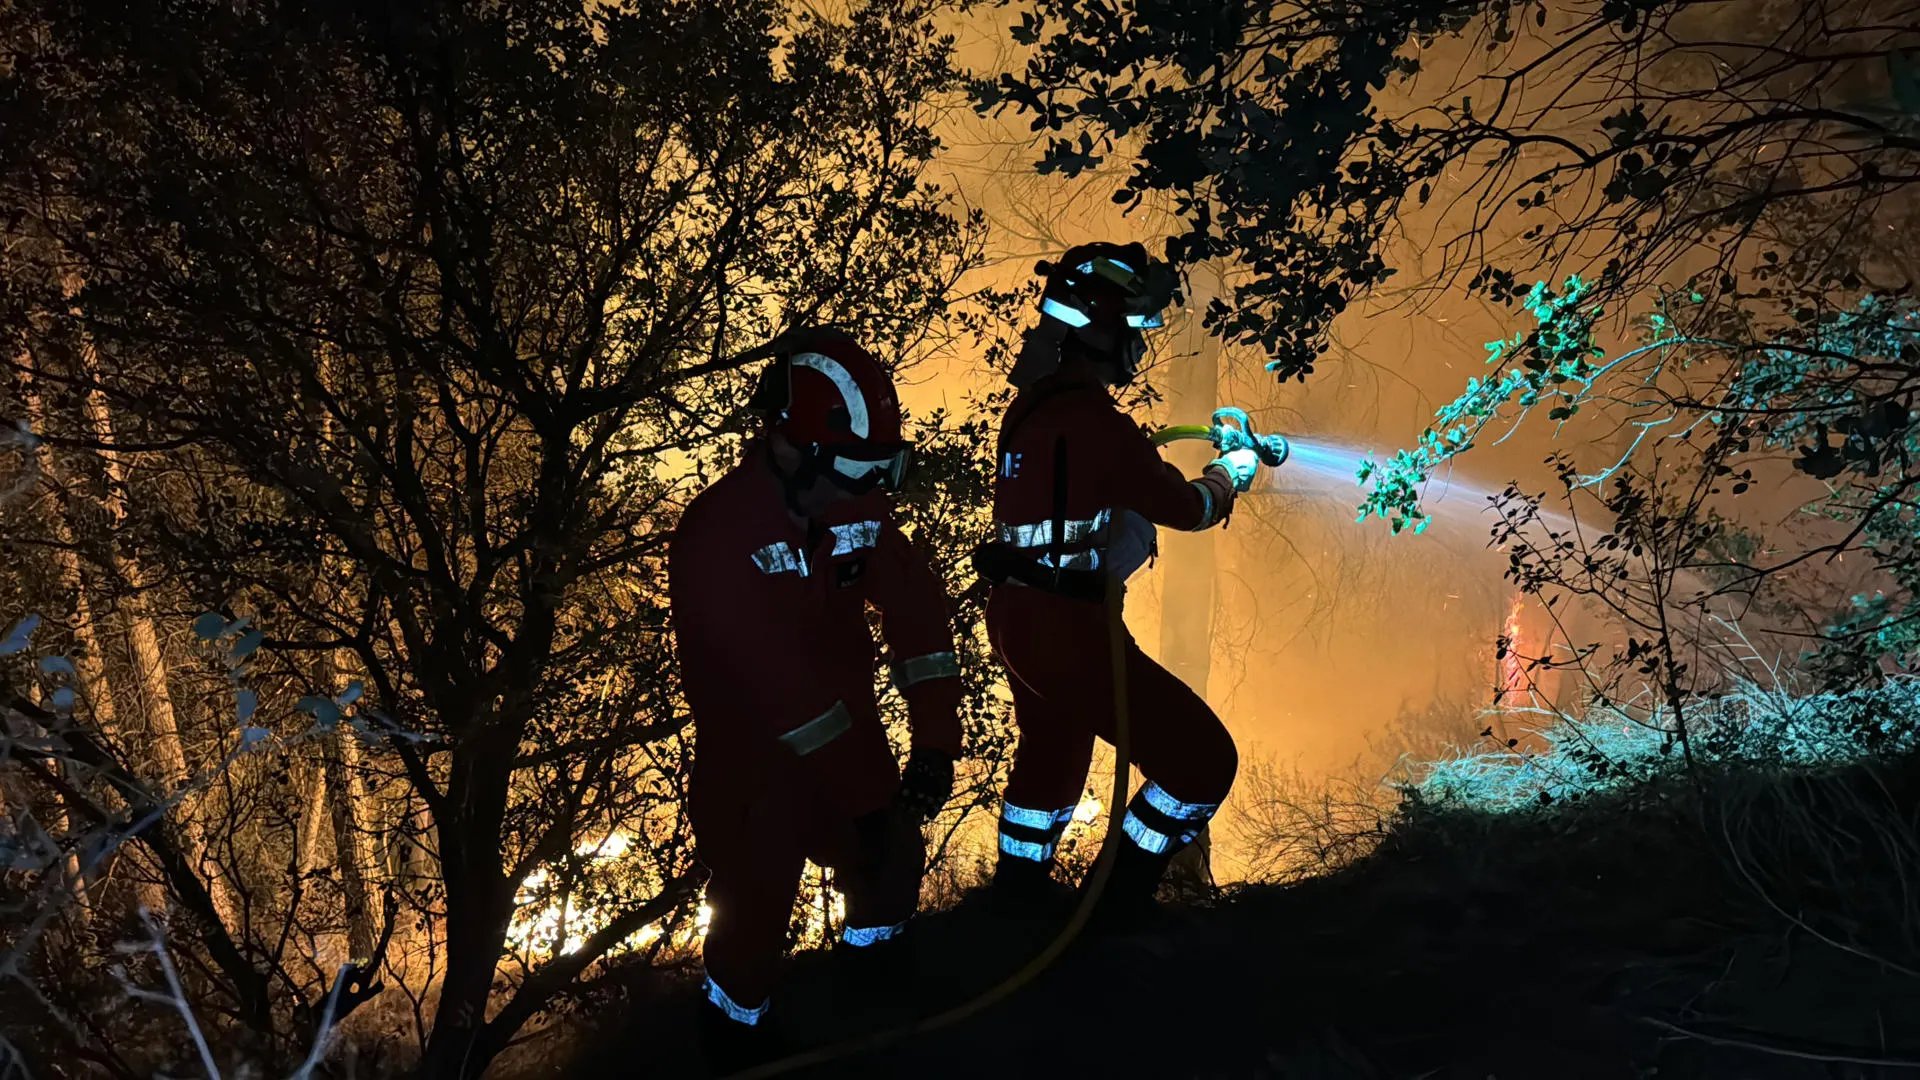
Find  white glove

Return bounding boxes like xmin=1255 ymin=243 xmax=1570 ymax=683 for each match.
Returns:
xmin=1209 ymin=448 xmax=1261 ymax=492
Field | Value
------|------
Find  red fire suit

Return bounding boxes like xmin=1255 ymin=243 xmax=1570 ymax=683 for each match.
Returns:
xmin=669 ymin=445 xmax=963 ymax=1015
xmin=986 ymin=372 xmax=1238 ymax=865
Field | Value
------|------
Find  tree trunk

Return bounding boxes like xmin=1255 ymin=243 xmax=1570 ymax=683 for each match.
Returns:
xmin=405 ymin=798 xmax=437 ymax=887
xmin=23 ymin=376 xmax=161 ymax=916
xmin=323 ymin=737 xmax=376 ymax=961
xmin=317 ymin=650 xmax=376 ymax=962
xmin=419 ymin=725 xmax=520 ymax=1080
xmin=420 ymin=830 xmax=516 ymax=1080
xmin=19 ymin=681 xmax=92 ymax=929
xmin=308 ymin=355 xmax=379 ymax=960
xmin=1156 ymin=265 xmax=1222 ymax=897
xmin=72 ymin=346 xmax=235 ymax=926
xmin=297 ymin=756 xmax=329 ymax=875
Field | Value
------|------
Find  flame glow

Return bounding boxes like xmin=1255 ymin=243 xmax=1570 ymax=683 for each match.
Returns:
xmin=506 ymin=831 xmax=849 ymax=963
xmin=504 ymin=831 xmax=707 ymax=960
xmin=1499 ymin=594 xmax=1526 ymax=707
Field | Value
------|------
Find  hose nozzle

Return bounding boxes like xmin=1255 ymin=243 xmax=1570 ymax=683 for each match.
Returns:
xmin=1210 ymin=407 xmax=1290 ymax=467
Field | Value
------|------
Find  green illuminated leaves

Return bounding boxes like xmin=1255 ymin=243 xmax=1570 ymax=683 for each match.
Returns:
xmin=1359 ymin=277 xmax=1612 ymax=534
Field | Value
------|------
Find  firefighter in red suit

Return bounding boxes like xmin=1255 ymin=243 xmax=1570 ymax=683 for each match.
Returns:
xmin=972 ymin=243 xmax=1264 ymax=927
xmin=669 ymin=327 xmax=963 ymax=1068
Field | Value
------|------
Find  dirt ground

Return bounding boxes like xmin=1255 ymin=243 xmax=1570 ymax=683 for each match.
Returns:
xmin=546 ymin=763 xmax=1920 ymax=1080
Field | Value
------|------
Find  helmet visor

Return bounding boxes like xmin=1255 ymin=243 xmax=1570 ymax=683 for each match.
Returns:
xmin=822 ymin=443 xmax=912 ymax=494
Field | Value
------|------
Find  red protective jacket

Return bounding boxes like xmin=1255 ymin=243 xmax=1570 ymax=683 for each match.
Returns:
xmin=985 ymin=374 xmax=1241 ymax=836
xmin=992 ymin=372 xmax=1214 ymax=570
xmin=669 ymin=445 xmax=962 ymax=866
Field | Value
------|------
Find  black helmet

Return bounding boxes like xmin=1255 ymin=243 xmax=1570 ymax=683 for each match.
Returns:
xmin=1020 ymin=242 xmax=1178 ymax=387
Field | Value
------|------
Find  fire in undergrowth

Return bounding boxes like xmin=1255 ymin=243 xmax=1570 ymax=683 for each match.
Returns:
xmin=506 ymin=830 xmax=853 ymax=962
xmin=1498 ymin=593 xmax=1526 ymax=708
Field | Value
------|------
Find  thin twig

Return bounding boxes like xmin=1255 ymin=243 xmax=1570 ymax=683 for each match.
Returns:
xmin=1639 ymin=1016 xmax=1920 ymax=1069
xmin=1717 ymin=810 xmax=1920 ymax=980
xmin=114 ymin=908 xmax=223 ymax=1080
xmin=0 ymin=1035 xmax=31 ymax=1080
xmin=288 ymin=963 xmax=352 ymax=1080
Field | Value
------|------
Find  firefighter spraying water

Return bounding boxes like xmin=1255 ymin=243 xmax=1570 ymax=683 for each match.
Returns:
xmin=972 ymin=242 xmax=1280 ymax=929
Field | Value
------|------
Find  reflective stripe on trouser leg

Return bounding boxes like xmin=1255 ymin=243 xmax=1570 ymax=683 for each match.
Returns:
xmin=998 ymin=801 xmax=1076 ymax=863
xmin=1120 ymin=780 xmax=1219 ymax=856
xmin=704 ymin=974 xmax=770 ymax=1026
xmin=841 ymin=920 xmax=909 ymax=947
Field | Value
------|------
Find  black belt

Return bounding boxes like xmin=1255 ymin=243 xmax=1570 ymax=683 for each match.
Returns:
xmin=970 ymin=541 xmax=1107 ymax=604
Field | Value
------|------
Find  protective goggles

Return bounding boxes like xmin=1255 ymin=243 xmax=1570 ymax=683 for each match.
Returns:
xmin=817 ymin=442 xmax=912 ymax=494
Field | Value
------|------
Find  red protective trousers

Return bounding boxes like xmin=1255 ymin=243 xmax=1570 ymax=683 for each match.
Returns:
xmin=669 ymin=446 xmax=962 ymax=1012
xmin=987 ymin=372 xmax=1238 ymax=843
xmin=988 ymin=586 xmax=1238 ymax=822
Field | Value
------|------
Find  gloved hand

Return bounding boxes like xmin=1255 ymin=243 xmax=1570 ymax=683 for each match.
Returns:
xmin=1193 ymin=466 xmax=1239 ymax=529
xmin=1209 ymin=448 xmax=1261 ymax=493
xmin=894 ymin=747 xmax=955 ymax=822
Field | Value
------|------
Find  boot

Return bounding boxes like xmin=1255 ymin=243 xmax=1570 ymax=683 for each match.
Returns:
xmin=1080 ymin=836 xmax=1175 ymax=935
xmin=698 ymin=996 xmax=785 ymax=1075
xmin=985 ymin=854 xmax=1078 ymax=916
xmin=835 ymin=924 xmax=917 ymax=992
xmin=833 ymin=927 xmax=922 ymax=1027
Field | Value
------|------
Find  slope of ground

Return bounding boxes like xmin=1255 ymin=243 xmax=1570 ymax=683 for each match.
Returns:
xmin=544 ymin=752 xmax=1920 ymax=1080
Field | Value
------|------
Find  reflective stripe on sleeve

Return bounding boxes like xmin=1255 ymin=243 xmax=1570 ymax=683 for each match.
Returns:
xmin=777 ymin=700 xmax=853 ymax=756
xmin=890 ymin=650 xmax=960 ymax=691
xmin=1188 ymin=481 xmax=1216 ymax=531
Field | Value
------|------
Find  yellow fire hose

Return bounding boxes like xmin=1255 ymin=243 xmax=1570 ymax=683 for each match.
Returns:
xmin=723 ymin=567 xmax=1135 ymax=1080
xmin=1152 ymin=411 xmax=1290 ymax=469
xmin=1149 ymin=425 xmax=1213 ymax=447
